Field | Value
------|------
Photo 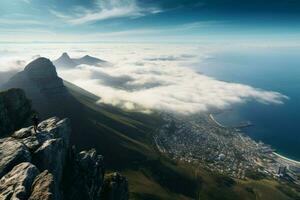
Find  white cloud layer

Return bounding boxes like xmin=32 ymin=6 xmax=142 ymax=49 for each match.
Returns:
xmin=0 ymin=43 xmax=288 ymax=114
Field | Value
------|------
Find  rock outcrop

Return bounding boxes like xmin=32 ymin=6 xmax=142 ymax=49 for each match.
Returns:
xmin=0 ymin=88 xmax=33 ymax=137
xmin=0 ymin=117 xmax=129 ymax=200
xmin=29 ymin=170 xmax=57 ymax=200
xmin=0 ymin=162 xmax=40 ymax=200
xmin=0 ymin=138 xmax=31 ymax=178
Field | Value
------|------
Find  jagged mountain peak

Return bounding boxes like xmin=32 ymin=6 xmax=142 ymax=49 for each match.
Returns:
xmin=58 ymin=52 xmax=73 ymax=61
xmin=53 ymin=53 xmax=77 ymax=68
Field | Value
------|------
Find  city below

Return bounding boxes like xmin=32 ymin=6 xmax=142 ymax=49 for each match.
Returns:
xmin=154 ymin=113 xmax=300 ymax=185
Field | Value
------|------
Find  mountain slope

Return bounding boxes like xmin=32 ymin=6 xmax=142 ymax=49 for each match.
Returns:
xmin=65 ymin=81 xmax=300 ymax=200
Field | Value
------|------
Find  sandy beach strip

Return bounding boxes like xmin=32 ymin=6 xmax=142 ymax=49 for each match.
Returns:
xmin=273 ymin=152 xmax=300 ymax=166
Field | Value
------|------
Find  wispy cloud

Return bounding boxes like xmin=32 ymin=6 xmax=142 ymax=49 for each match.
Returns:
xmin=81 ymin=21 xmax=222 ymax=39
xmin=0 ymin=18 xmax=42 ymax=25
xmin=51 ymin=0 xmax=162 ymax=25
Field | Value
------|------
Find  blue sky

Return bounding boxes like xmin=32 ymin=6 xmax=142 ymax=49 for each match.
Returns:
xmin=0 ymin=0 xmax=300 ymax=43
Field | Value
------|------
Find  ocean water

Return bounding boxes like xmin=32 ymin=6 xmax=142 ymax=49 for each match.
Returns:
xmin=196 ymin=47 xmax=300 ymax=160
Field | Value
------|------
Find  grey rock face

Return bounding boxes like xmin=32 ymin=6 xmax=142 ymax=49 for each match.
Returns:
xmin=11 ymin=117 xmax=70 ymax=153
xmin=0 ymin=89 xmax=33 ymax=137
xmin=38 ymin=118 xmax=71 ymax=149
xmin=0 ymin=138 xmax=31 ymax=178
xmin=0 ymin=162 xmax=40 ymax=200
xmin=28 ymin=170 xmax=57 ymax=200
xmin=14 ymin=117 xmax=71 ymax=188
xmin=33 ymin=139 xmax=65 ymax=185
xmin=0 ymin=118 xmax=69 ymax=200
xmin=12 ymin=127 xmax=34 ymax=139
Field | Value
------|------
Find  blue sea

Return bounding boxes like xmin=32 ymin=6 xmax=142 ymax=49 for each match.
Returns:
xmin=196 ymin=47 xmax=300 ymax=160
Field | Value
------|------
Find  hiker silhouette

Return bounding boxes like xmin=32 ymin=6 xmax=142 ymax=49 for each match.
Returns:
xmin=32 ymin=114 xmax=39 ymax=133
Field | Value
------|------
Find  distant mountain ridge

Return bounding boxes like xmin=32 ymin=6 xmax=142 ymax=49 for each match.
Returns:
xmin=53 ymin=52 xmax=106 ymax=68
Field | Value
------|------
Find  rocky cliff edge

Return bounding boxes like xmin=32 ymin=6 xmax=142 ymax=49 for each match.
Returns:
xmin=0 ymin=117 xmax=129 ymax=200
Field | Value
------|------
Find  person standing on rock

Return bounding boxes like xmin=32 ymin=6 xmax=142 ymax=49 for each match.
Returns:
xmin=32 ymin=114 xmax=39 ymax=133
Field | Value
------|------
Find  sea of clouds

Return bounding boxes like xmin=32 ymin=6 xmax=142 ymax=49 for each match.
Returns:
xmin=0 ymin=43 xmax=288 ymax=114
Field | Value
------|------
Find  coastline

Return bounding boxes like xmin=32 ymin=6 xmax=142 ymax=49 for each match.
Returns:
xmin=209 ymin=113 xmax=300 ymax=167
xmin=209 ymin=114 xmax=226 ymax=128
xmin=209 ymin=113 xmax=253 ymax=129
xmin=273 ymin=152 xmax=300 ymax=166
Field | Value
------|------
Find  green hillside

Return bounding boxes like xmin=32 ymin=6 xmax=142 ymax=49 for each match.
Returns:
xmin=64 ymin=81 xmax=300 ymax=200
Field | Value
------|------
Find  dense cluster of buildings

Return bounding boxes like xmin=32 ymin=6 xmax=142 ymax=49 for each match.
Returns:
xmin=154 ymin=113 xmax=300 ymax=184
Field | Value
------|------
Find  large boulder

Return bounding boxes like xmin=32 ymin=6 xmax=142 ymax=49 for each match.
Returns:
xmin=0 ymin=162 xmax=39 ymax=200
xmin=12 ymin=117 xmax=70 ymax=152
xmin=0 ymin=138 xmax=31 ymax=178
xmin=28 ymin=170 xmax=57 ymax=200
